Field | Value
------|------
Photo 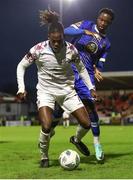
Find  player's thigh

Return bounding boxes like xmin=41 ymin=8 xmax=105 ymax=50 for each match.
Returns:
xmin=62 ymin=93 xmax=90 ymax=127
xmin=37 ymin=91 xmax=55 ymax=110
xmin=71 ymin=106 xmax=90 ymax=127
xmin=62 ymin=92 xmax=84 ymax=113
xmin=82 ymin=99 xmax=96 ymax=113
xmin=39 ymin=106 xmax=53 ymax=124
xmin=37 ymin=91 xmax=55 ymax=125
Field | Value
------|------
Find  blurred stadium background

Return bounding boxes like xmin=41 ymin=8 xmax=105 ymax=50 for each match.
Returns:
xmin=0 ymin=71 xmax=133 ymax=127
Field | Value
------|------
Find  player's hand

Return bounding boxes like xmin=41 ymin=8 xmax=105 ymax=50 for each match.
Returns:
xmin=71 ymin=53 xmax=80 ymax=62
xmin=90 ymin=89 xmax=102 ymax=103
xmin=84 ymin=30 xmax=101 ymax=40
xmin=94 ymin=65 xmax=103 ymax=82
xmin=17 ymin=91 xmax=27 ymax=101
xmin=90 ymin=89 xmax=98 ymax=100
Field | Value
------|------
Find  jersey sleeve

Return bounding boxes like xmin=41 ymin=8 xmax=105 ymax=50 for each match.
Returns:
xmin=76 ymin=60 xmax=95 ymax=90
xmin=16 ymin=43 xmax=40 ymax=93
xmin=64 ymin=21 xmax=85 ymax=36
xmin=79 ymin=20 xmax=93 ymax=29
xmin=64 ymin=20 xmax=93 ymax=36
xmin=64 ymin=26 xmax=85 ymax=35
xmin=97 ymin=41 xmax=111 ymax=72
xmin=71 ymin=46 xmax=95 ymax=90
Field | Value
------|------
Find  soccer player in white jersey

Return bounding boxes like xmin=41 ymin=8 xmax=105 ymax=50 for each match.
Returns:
xmin=16 ymin=21 xmax=98 ymax=168
xmin=40 ymin=8 xmax=115 ymax=162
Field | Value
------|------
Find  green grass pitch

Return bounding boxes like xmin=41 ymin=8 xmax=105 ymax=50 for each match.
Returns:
xmin=0 ymin=125 xmax=133 ymax=179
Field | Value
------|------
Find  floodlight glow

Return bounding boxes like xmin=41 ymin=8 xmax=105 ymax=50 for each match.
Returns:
xmin=65 ymin=0 xmax=75 ymax=1
xmin=58 ymin=0 xmax=75 ymax=2
xmin=58 ymin=0 xmax=75 ymax=22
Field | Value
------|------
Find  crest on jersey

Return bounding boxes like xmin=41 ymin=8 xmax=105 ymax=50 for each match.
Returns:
xmin=85 ymin=41 xmax=98 ymax=54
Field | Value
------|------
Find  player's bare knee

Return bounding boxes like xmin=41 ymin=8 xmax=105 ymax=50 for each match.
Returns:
xmin=81 ymin=121 xmax=91 ymax=129
xmin=42 ymin=125 xmax=51 ymax=134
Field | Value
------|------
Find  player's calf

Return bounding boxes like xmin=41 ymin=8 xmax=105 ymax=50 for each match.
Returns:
xmin=39 ymin=130 xmax=50 ymax=167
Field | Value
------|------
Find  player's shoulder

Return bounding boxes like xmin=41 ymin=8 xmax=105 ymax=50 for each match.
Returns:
xmin=79 ymin=20 xmax=94 ymax=29
xmin=66 ymin=41 xmax=77 ymax=51
xmin=83 ymin=20 xmax=94 ymax=24
xmin=34 ymin=41 xmax=48 ymax=50
xmin=30 ymin=40 xmax=49 ymax=53
xmin=82 ymin=20 xmax=94 ymax=26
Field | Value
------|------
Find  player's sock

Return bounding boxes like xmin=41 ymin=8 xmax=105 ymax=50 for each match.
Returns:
xmin=75 ymin=125 xmax=89 ymax=142
xmin=93 ymin=136 xmax=100 ymax=145
xmin=89 ymin=111 xmax=104 ymax=161
xmin=89 ymin=111 xmax=100 ymax=137
xmin=63 ymin=121 xmax=66 ymax=128
xmin=50 ymin=128 xmax=55 ymax=138
xmin=39 ymin=130 xmax=50 ymax=160
xmin=66 ymin=120 xmax=69 ymax=127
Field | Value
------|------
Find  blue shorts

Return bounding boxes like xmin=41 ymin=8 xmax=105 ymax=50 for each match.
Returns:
xmin=75 ymin=73 xmax=95 ymax=101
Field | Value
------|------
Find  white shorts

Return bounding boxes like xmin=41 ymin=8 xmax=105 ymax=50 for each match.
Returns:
xmin=37 ymin=89 xmax=84 ymax=113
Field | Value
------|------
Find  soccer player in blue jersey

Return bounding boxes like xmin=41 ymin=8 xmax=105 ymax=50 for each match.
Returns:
xmin=64 ymin=8 xmax=115 ymax=161
xmin=39 ymin=8 xmax=115 ymax=162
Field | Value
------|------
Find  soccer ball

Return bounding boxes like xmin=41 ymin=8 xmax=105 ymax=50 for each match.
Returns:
xmin=59 ymin=149 xmax=80 ymax=170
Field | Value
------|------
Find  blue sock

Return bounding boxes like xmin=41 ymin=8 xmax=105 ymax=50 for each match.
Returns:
xmin=89 ymin=111 xmax=100 ymax=137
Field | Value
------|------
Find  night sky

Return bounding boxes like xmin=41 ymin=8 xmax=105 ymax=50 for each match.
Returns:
xmin=0 ymin=0 xmax=133 ymax=95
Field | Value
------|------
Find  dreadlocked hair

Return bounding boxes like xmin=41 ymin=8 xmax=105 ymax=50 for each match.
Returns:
xmin=39 ymin=9 xmax=59 ymax=26
xmin=48 ymin=21 xmax=64 ymax=34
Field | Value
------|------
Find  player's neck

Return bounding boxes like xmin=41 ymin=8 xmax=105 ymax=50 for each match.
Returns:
xmin=95 ymin=25 xmax=106 ymax=37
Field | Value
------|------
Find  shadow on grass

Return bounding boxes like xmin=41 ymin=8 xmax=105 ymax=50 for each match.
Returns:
xmin=49 ymin=159 xmax=83 ymax=171
xmin=36 ymin=159 xmax=83 ymax=170
xmin=36 ymin=159 xmax=59 ymax=168
xmin=80 ymin=155 xmax=98 ymax=165
xmin=36 ymin=152 xmax=133 ymax=168
xmin=50 ymin=159 xmax=59 ymax=167
xmin=0 ymin=141 xmax=11 ymax=144
xmin=105 ymin=152 xmax=133 ymax=160
xmin=80 ymin=151 xmax=133 ymax=164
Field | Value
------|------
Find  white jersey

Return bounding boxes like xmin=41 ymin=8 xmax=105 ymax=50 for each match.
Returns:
xmin=17 ymin=40 xmax=95 ymax=96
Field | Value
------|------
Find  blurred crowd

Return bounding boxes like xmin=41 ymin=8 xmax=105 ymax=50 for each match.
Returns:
xmin=1 ymin=91 xmax=133 ymax=126
xmin=96 ymin=91 xmax=133 ymax=124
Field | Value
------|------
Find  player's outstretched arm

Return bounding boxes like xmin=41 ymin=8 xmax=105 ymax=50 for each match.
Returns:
xmin=94 ymin=65 xmax=103 ymax=82
xmin=16 ymin=55 xmax=33 ymax=99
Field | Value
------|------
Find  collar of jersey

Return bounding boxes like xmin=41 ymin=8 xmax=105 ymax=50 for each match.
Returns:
xmin=94 ymin=25 xmax=106 ymax=37
xmin=40 ymin=40 xmax=73 ymax=55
